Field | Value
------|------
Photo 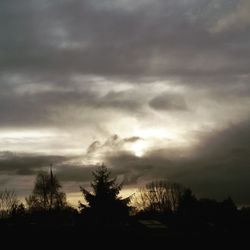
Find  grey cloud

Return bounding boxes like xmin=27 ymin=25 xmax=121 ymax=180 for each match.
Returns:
xmin=0 ymin=79 xmax=145 ymax=128
xmin=0 ymin=0 xmax=250 ymax=204
xmin=103 ymin=118 xmax=250 ymax=204
xmin=210 ymin=1 xmax=250 ymax=33
xmin=123 ymin=136 xmax=141 ymax=143
xmin=0 ymin=150 xmax=96 ymax=186
xmin=1 ymin=115 xmax=250 ymax=204
xmin=0 ymin=152 xmax=97 ymax=194
xmin=98 ymin=91 xmax=142 ymax=110
xmin=0 ymin=0 xmax=249 ymax=129
xmin=86 ymin=141 xmax=101 ymax=154
xmin=189 ymin=117 xmax=250 ymax=172
xmin=0 ymin=88 xmax=89 ymax=127
xmin=56 ymin=164 xmax=95 ymax=183
xmin=0 ymin=0 xmax=249 ymax=79
xmin=149 ymin=92 xmax=188 ymax=111
xmin=0 ymin=152 xmax=68 ymax=175
xmin=86 ymin=134 xmax=142 ymax=155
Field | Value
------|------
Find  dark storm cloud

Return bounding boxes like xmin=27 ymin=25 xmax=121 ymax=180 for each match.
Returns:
xmin=0 ymin=0 xmax=249 ymax=79
xmin=178 ymin=118 xmax=250 ymax=204
xmin=0 ymin=0 xmax=249 ymax=128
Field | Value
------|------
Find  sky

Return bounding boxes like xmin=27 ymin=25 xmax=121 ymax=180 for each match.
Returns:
xmin=0 ymin=0 xmax=250 ymax=206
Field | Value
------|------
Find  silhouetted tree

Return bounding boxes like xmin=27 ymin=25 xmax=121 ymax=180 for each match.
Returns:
xmin=0 ymin=189 xmax=19 ymax=218
xmin=134 ymin=180 xmax=185 ymax=214
xmin=26 ymin=167 xmax=66 ymax=211
xmin=79 ymin=165 xmax=130 ymax=226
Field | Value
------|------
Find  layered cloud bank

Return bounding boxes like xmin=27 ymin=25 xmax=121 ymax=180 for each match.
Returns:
xmin=0 ymin=0 xmax=249 ymax=205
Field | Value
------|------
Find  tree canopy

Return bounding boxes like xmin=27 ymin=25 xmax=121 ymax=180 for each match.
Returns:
xmin=134 ymin=180 xmax=185 ymax=214
xmin=0 ymin=189 xmax=19 ymax=218
xmin=26 ymin=167 xmax=66 ymax=211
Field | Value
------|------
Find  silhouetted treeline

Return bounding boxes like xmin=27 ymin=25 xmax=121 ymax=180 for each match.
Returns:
xmin=0 ymin=166 xmax=250 ymax=246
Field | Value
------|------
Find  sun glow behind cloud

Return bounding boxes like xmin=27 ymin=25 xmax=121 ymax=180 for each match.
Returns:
xmin=130 ymin=140 xmax=145 ymax=157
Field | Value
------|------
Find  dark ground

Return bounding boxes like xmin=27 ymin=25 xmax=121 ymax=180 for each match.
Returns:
xmin=0 ymin=218 xmax=249 ymax=249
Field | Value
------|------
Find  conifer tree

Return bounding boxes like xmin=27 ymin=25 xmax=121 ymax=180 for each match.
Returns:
xmin=79 ymin=165 xmax=130 ymax=226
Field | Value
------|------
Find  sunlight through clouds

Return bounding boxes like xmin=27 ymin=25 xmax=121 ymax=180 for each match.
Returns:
xmin=0 ymin=0 xmax=250 ymax=205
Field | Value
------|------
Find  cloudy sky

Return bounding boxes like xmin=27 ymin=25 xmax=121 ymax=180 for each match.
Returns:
xmin=0 ymin=0 xmax=250 ymax=206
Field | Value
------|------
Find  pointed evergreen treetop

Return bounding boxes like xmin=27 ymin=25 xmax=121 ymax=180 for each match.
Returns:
xmin=79 ymin=165 xmax=130 ymax=225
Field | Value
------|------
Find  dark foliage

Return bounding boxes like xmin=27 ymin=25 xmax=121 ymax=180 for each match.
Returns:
xmin=0 ymin=170 xmax=249 ymax=247
xmin=134 ymin=180 xmax=185 ymax=216
xmin=26 ymin=167 xmax=67 ymax=211
xmin=79 ymin=165 xmax=130 ymax=227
